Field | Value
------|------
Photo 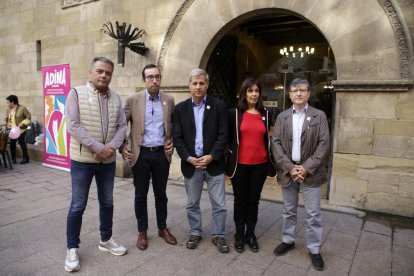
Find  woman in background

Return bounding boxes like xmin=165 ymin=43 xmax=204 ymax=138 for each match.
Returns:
xmin=226 ymin=78 xmax=276 ymax=253
xmin=5 ymin=95 xmax=31 ymax=164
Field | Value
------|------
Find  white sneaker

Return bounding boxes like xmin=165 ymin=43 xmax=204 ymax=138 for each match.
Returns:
xmin=98 ymin=237 xmax=127 ymax=256
xmin=65 ymin=248 xmax=80 ymax=272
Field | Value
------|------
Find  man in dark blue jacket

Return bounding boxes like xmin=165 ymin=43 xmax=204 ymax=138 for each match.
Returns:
xmin=173 ymin=68 xmax=229 ymax=253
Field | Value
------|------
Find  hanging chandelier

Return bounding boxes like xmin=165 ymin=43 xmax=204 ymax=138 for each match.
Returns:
xmin=279 ymin=46 xmax=315 ymax=58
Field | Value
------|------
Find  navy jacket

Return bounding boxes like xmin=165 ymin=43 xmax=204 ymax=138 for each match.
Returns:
xmin=173 ymin=95 xmax=228 ymax=178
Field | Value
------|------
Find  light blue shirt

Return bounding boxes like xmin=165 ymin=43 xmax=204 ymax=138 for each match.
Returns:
xmin=192 ymin=96 xmax=206 ymax=157
xmin=291 ymin=105 xmax=308 ymax=162
xmin=141 ymin=90 xmax=165 ymax=147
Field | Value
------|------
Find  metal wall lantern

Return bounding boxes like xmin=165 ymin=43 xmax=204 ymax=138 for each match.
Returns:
xmin=102 ymin=21 xmax=148 ymax=67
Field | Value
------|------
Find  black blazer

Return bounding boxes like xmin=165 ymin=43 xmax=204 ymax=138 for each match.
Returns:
xmin=226 ymin=107 xmax=276 ymax=178
xmin=173 ymin=95 xmax=228 ymax=178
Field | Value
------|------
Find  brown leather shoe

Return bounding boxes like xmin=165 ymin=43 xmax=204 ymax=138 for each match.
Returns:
xmin=137 ymin=231 xmax=148 ymax=250
xmin=158 ymin=228 xmax=177 ymax=245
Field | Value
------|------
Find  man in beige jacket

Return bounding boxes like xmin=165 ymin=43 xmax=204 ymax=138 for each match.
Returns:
xmin=122 ymin=64 xmax=176 ymax=250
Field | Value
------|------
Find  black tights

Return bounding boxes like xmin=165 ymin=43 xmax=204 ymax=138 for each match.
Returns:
xmin=231 ymin=162 xmax=267 ymax=238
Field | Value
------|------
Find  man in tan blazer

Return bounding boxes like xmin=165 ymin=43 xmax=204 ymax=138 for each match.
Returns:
xmin=122 ymin=64 xmax=176 ymax=250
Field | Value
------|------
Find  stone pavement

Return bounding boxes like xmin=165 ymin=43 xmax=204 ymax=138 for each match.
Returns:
xmin=1 ymin=161 xmax=414 ymax=276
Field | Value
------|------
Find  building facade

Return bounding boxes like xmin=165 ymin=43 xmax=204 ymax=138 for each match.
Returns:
xmin=1 ymin=0 xmax=413 ymax=217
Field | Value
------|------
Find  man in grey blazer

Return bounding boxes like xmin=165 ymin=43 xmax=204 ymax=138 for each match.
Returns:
xmin=121 ymin=64 xmax=176 ymax=250
xmin=271 ymin=78 xmax=330 ymax=271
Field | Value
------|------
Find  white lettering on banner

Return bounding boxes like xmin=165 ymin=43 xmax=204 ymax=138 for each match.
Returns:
xmin=44 ymin=68 xmax=66 ymax=88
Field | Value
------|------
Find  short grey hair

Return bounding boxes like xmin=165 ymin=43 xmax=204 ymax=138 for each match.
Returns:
xmin=89 ymin=57 xmax=114 ymax=71
xmin=289 ymin=78 xmax=311 ymax=91
xmin=188 ymin=68 xmax=209 ymax=83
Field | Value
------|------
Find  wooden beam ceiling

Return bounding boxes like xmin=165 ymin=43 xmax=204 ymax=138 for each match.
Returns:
xmin=239 ymin=14 xmax=326 ymax=46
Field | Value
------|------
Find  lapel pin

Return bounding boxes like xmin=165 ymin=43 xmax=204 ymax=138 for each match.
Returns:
xmin=307 ymin=117 xmax=311 ymax=121
xmin=262 ymin=117 xmax=265 ymax=120
xmin=207 ymin=105 xmax=210 ymax=109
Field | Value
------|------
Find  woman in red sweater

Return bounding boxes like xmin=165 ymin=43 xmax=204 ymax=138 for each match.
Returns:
xmin=226 ymin=78 xmax=276 ymax=253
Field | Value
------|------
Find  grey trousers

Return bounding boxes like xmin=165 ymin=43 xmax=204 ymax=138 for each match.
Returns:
xmin=281 ymin=181 xmax=322 ymax=254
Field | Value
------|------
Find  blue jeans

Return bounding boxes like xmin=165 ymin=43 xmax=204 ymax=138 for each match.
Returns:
xmin=281 ymin=181 xmax=322 ymax=254
xmin=66 ymin=160 xmax=115 ymax=248
xmin=184 ymin=169 xmax=227 ymax=237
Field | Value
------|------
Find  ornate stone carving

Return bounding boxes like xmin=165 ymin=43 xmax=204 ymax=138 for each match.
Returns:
xmin=136 ymin=86 xmax=189 ymax=93
xmin=331 ymin=80 xmax=413 ymax=92
xmin=378 ymin=0 xmax=412 ymax=80
xmin=158 ymin=0 xmax=413 ymax=92
xmin=61 ymin=0 xmax=98 ymax=9
xmin=160 ymin=86 xmax=190 ymax=93
xmin=157 ymin=0 xmax=195 ymax=70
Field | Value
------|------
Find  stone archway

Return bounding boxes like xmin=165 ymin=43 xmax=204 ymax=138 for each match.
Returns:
xmin=158 ymin=0 xmax=412 ymax=91
xmin=161 ymin=0 xmax=414 ymax=216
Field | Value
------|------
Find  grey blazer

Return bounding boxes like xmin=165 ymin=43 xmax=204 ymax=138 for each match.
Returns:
xmin=270 ymin=105 xmax=330 ymax=187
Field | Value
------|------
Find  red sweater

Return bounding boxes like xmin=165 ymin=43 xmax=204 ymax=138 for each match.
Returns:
xmin=238 ymin=112 xmax=267 ymax=165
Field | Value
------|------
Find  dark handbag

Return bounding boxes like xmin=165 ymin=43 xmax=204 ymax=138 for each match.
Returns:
xmin=0 ymin=129 xmax=8 ymax=151
xmin=267 ymin=158 xmax=277 ymax=177
xmin=267 ymin=149 xmax=277 ymax=177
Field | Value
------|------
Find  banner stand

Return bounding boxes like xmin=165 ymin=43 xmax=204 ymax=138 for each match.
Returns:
xmin=41 ymin=64 xmax=71 ymax=171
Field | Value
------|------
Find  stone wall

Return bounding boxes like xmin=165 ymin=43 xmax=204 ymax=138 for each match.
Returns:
xmin=328 ymin=0 xmax=414 ymax=217
xmin=1 ymin=0 xmax=413 ymax=217
xmin=330 ymin=90 xmax=414 ymax=217
xmin=0 ymin=0 xmax=182 ymax=122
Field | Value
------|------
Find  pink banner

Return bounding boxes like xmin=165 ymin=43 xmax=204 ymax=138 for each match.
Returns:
xmin=42 ymin=64 xmax=71 ymax=171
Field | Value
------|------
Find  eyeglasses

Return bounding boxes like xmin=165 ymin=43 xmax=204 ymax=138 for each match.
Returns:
xmin=145 ymin=75 xmax=162 ymax=81
xmin=290 ymin=89 xmax=309 ymax=94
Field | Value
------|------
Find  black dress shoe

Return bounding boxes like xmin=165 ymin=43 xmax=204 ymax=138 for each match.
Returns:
xmin=19 ymin=158 xmax=29 ymax=164
xmin=309 ymin=253 xmax=324 ymax=271
xmin=273 ymin=242 xmax=295 ymax=255
xmin=234 ymin=236 xmax=245 ymax=253
xmin=246 ymin=236 xmax=259 ymax=253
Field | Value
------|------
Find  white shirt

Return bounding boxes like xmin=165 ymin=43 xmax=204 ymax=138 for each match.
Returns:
xmin=291 ymin=105 xmax=307 ymax=162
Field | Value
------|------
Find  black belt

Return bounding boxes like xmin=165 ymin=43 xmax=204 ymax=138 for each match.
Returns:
xmin=292 ymin=161 xmax=301 ymax=165
xmin=140 ymin=146 xmax=164 ymax=152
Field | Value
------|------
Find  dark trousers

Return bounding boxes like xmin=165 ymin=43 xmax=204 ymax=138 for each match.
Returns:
xmin=132 ymin=150 xmax=170 ymax=232
xmin=10 ymin=133 xmax=28 ymax=161
xmin=231 ymin=162 xmax=267 ymax=238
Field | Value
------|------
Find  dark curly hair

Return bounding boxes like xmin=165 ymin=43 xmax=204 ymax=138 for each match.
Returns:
xmin=6 ymin=95 xmax=19 ymax=105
